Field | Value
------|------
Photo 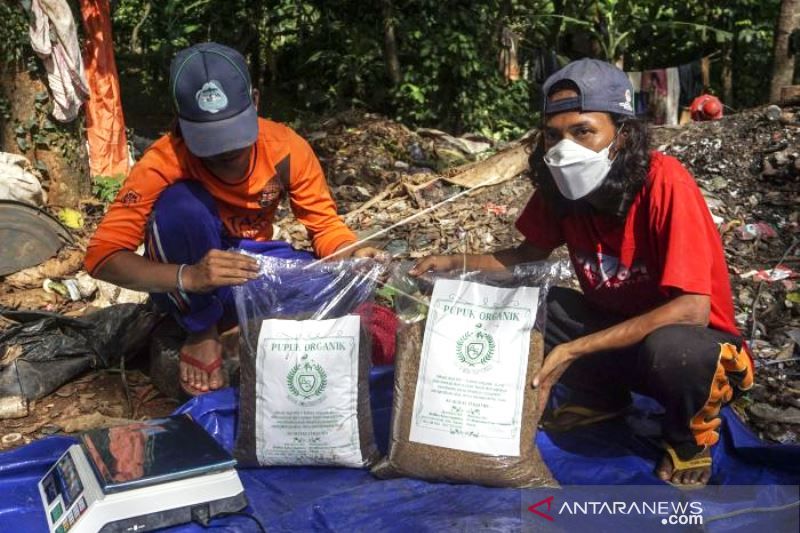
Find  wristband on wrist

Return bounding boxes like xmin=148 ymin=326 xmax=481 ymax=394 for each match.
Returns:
xmin=177 ymin=264 xmax=188 ymax=294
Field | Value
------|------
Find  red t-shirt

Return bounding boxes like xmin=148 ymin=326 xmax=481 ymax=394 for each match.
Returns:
xmin=516 ymin=152 xmax=740 ymax=339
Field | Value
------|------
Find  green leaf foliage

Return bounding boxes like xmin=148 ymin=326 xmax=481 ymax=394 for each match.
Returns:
xmin=92 ymin=175 xmax=125 ymax=203
xmin=108 ymin=0 xmax=784 ymax=139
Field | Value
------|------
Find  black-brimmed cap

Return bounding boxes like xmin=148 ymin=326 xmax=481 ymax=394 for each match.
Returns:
xmin=170 ymin=43 xmax=258 ymax=157
xmin=542 ymin=58 xmax=635 ymax=117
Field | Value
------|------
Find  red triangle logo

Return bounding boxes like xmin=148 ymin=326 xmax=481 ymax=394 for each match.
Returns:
xmin=528 ymin=496 xmax=555 ymax=521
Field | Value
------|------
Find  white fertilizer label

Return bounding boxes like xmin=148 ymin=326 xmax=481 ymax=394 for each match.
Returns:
xmin=409 ymin=279 xmax=538 ymax=456
xmin=255 ymin=315 xmax=362 ymax=466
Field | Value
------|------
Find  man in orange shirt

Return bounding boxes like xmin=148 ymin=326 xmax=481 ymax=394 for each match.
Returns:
xmin=85 ymin=43 xmax=379 ymax=396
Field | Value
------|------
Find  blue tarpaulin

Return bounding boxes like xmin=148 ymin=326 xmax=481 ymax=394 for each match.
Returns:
xmin=1 ymin=366 xmax=798 ymax=532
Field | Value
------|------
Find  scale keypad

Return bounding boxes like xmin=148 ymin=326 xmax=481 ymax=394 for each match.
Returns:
xmin=54 ymin=496 xmax=87 ymax=533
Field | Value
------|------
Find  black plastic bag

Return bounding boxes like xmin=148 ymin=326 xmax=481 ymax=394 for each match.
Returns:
xmin=0 ymin=304 xmax=161 ymax=413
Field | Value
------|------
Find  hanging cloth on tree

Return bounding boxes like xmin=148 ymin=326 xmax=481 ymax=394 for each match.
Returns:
xmin=641 ymin=69 xmax=668 ymax=125
xmin=678 ymin=60 xmax=703 ymax=108
xmin=80 ymin=0 xmax=131 ymax=178
xmin=626 ymin=71 xmax=649 ymax=118
xmin=27 ymin=0 xmax=89 ymax=122
xmin=664 ymin=67 xmax=680 ymax=126
xmin=626 ymin=71 xmax=642 ymax=92
xmin=499 ymin=27 xmax=520 ymax=81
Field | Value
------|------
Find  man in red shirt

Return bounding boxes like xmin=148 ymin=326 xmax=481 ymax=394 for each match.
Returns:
xmin=86 ymin=43 xmax=379 ymax=397
xmin=413 ymin=59 xmax=753 ymax=488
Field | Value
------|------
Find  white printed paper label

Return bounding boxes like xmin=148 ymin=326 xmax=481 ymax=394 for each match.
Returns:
xmin=409 ymin=279 xmax=539 ymax=456
xmin=255 ymin=315 xmax=363 ymax=466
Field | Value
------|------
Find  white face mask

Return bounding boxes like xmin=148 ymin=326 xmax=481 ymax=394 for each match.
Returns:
xmin=543 ymin=136 xmax=618 ymax=200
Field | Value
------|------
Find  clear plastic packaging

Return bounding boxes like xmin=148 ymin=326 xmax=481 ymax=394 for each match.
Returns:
xmin=371 ymin=260 xmax=566 ymax=488
xmin=233 ymin=254 xmax=386 ymax=468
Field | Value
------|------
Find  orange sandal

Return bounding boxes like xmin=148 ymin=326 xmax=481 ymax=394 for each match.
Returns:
xmin=179 ymin=351 xmax=224 ymax=397
xmin=660 ymin=443 xmax=712 ymax=491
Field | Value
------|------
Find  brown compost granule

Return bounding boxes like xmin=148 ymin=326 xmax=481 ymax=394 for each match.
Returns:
xmin=234 ymin=315 xmax=380 ymax=468
xmin=372 ymin=321 xmax=557 ymax=488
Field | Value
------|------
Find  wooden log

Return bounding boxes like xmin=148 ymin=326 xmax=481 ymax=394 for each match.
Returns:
xmin=780 ymin=86 xmax=800 ymax=106
xmin=341 ymin=131 xmax=538 ymax=236
xmin=443 ymin=138 xmax=533 ymax=189
xmin=399 ymin=132 xmax=538 ymax=210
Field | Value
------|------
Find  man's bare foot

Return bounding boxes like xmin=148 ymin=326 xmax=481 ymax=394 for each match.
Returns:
xmin=656 ymin=447 xmax=712 ymax=488
xmin=180 ymin=326 xmax=224 ymax=395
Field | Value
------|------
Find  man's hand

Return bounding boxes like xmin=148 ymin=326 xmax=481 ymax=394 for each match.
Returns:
xmin=409 ymin=246 xmax=545 ymax=276
xmin=183 ymin=249 xmax=259 ymax=293
xmin=409 ymin=255 xmax=463 ymax=276
xmin=352 ymin=246 xmax=388 ymax=261
xmin=532 ymin=343 xmax=581 ymax=419
xmin=329 ymin=242 xmax=388 ymax=262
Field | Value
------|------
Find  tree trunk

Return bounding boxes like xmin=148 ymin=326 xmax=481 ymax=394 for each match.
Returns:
xmin=0 ymin=66 xmax=89 ymax=208
xmin=722 ymin=43 xmax=733 ymax=106
xmin=770 ymin=0 xmax=800 ymax=102
xmin=244 ymin=3 xmax=262 ymax=103
xmin=130 ymin=1 xmax=151 ymax=54
xmin=262 ymin=6 xmax=278 ymax=86
xmin=551 ymin=0 xmax=564 ymax=46
xmin=381 ymin=0 xmax=401 ymax=86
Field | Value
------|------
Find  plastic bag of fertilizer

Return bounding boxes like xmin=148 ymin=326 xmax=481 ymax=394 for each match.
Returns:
xmin=233 ymin=254 xmax=385 ymax=468
xmin=372 ymin=261 xmax=563 ymax=487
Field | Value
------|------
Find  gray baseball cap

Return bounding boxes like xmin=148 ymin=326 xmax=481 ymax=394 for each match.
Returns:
xmin=169 ymin=42 xmax=258 ymax=157
xmin=542 ymin=58 xmax=634 ymax=117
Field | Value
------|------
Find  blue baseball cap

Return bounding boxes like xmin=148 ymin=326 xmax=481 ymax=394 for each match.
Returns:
xmin=169 ymin=42 xmax=258 ymax=157
xmin=542 ymin=58 xmax=634 ymax=117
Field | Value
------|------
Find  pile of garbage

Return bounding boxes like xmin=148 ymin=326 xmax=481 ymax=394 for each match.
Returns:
xmin=658 ymin=105 xmax=800 ymax=444
xmin=0 ymin=246 xmax=148 ymax=313
xmin=279 ymin=112 xmax=534 ymax=258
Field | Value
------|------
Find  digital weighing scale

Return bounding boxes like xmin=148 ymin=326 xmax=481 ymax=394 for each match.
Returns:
xmin=38 ymin=415 xmax=247 ymax=533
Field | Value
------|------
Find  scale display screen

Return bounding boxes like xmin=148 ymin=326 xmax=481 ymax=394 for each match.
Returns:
xmin=41 ymin=453 xmax=85 ymax=526
xmin=42 ymin=454 xmax=83 ymax=506
xmin=80 ymin=415 xmax=235 ymax=494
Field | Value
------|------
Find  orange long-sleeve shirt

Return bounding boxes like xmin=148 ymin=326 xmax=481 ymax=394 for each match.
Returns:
xmin=85 ymin=118 xmax=356 ymax=274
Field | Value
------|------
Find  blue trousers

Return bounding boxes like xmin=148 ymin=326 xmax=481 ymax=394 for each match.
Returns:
xmin=144 ymin=181 xmax=314 ymax=333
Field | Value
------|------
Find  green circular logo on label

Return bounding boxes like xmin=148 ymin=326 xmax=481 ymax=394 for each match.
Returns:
xmin=456 ymin=325 xmax=495 ymax=367
xmin=287 ymin=358 xmax=328 ymax=400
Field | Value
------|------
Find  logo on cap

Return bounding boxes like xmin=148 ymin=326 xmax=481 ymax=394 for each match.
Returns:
xmin=196 ymin=80 xmax=228 ymax=114
xmin=619 ymin=89 xmax=633 ymax=112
